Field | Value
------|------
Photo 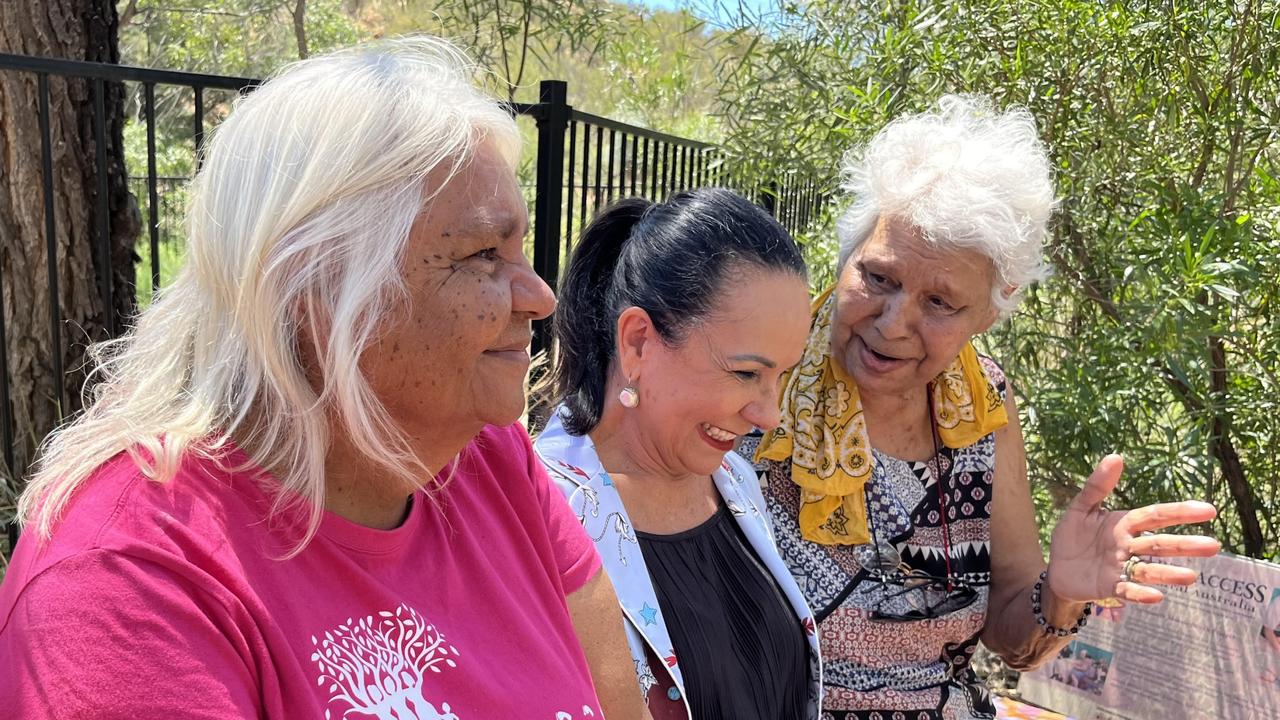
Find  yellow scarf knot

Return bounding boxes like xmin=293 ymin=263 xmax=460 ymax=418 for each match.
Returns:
xmin=756 ymin=287 xmax=1008 ymax=545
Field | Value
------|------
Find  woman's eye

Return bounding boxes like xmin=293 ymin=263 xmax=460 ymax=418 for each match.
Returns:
xmin=865 ymin=269 xmax=889 ymax=287
xmin=929 ymin=296 xmax=957 ymax=313
xmin=733 ymin=370 xmax=760 ymax=381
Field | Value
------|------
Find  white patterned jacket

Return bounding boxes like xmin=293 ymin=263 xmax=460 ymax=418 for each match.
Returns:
xmin=534 ymin=409 xmax=823 ymax=720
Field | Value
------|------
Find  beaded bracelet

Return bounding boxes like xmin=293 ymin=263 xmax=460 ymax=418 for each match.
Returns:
xmin=1031 ymin=570 xmax=1093 ymax=637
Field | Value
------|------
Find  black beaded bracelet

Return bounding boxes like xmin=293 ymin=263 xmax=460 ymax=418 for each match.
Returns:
xmin=1031 ymin=570 xmax=1093 ymax=637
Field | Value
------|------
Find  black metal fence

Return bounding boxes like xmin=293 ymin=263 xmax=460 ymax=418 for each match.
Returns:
xmin=0 ymin=56 xmax=829 ymax=546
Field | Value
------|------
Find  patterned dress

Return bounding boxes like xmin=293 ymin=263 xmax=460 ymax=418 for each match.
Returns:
xmin=759 ymin=359 xmax=1006 ymax=720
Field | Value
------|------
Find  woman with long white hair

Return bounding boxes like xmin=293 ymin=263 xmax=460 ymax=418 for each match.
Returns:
xmin=0 ymin=38 xmax=641 ymax=720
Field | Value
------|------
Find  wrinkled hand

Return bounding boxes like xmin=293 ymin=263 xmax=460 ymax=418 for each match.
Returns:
xmin=1046 ymin=454 xmax=1220 ymax=604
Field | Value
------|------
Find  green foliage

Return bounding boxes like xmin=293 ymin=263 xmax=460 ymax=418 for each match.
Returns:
xmin=120 ymin=0 xmax=361 ymax=76
xmin=115 ymin=0 xmax=759 ymax=293
xmin=717 ymin=0 xmax=1280 ymax=557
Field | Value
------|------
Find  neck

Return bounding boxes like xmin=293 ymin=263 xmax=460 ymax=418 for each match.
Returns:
xmin=857 ymin=383 xmax=930 ymax=426
xmin=322 ymin=415 xmax=481 ymax=529
xmin=588 ymin=403 xmax=720 ymax=535
xmin=589 ymin=404 xmax=700 ymax=487
xmin=858 ymin=383 xmax=936 ymax=462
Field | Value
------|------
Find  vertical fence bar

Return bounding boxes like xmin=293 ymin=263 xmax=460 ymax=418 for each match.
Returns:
xmin=37 ymin=74 xmax=66 ymax=416
xmin=605 ymin=129 xmax=617 ymax=205
xmin=92 ymin=78 xmax=115 ymax=336
xmin=592 ymin=125 xmax=604 ymax=212
xmin=672 ymin=145 xmax=682 ymax=192
xmin=650 ymin=141 xmax=660 ymax=199
xmin=564 ymin=120 xmax=578 ymax=258
xmin=616 ymin=133 xmax=627 ymax=201
xmin=629 ymin=134 xmax=639 ymax=195
xmin=805 ymin=180 xmax=815 ymax=231
xmin=670 ymin=144 xmax=679 ymax=195
xmin=193 ymin=86 xmax=205 ymax=170
xmin=795 ymin=181 xmax=804 ymax=232
xmin=642 ymin=138 xmax=652 ymax=197
xmin=658 ymin=141 xmax=668 ymax=197
xmin=790 ymin=182 xmax=798 ymax=231
xmin=675 ymin=145 xmax=684 ymax=191
xmin=531 ymin=80 xmax=568 ymax=360
xmin=579 ymin=123 xmax=591 ymax=239
xmin=662 ymin=143 xmax=672 ymax=198
xmin=145 ymin=83 xmax=161 ymax=296
xmin=780 ymin=183 xmax=788 ymax=232
xmin=678 ymin=146 xmax=686 ymax=192
xmin=653 ymin=142 xmax=663 ymax=197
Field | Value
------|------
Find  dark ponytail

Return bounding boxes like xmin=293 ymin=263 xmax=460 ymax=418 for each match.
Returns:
xmin=544 ymin=198 xmax=653 ymax=435
xmin=543 ymin=187 xmax=806 ymax=436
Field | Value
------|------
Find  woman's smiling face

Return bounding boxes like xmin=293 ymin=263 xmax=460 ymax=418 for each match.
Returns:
xmin=360 ymin=141 xmax=556 ymax=438
xmin=831 ymin=215 xmax=1000 ymax=399
xmin=623 ymin=267 xmax=811 ymax=478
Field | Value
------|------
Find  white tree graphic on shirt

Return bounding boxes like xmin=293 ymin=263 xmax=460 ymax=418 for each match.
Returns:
xmin=310 ymin=603 xmax=460 ymax=720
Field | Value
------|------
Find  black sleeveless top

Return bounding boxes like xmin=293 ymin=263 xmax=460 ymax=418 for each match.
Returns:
xmin=637 ymin=503 xmax=809 ymax=720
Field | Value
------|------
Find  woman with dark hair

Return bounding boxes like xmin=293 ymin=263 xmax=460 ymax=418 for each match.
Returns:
xmin=534 ymin=188 xmax=823 ymax=719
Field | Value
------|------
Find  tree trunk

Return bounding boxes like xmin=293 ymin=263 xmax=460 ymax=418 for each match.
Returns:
xmin=0 ymin=1 xmax=138 ymax=487
xmin=1207 ymin=333 xmax=1264 ymax=556
xmin=293 ymin=0 xmax=309 ymax=60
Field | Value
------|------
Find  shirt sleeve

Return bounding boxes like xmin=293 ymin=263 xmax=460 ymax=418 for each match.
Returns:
xmin=0 ymin=548 xmax=261 ymax=719
xmin=517 ymin=424 xmax=602 ymax=596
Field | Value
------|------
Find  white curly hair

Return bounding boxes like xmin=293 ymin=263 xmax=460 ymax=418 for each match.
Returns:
xmin=836 ymin=94 xmax=1057 ymax=317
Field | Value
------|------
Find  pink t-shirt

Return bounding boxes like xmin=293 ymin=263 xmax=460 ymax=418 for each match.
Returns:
xmin=0 ymin=423 xmax=604 ymax=719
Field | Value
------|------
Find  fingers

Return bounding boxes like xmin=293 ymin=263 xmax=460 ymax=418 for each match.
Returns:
xmin=1127 ymin=533 xmax=1221 ymax=558
xmin=1123 ymin=501 xmax=1218 ymax=534
xmin=1112 ymin=557 xmax=1202 ymax=604
xmin=1115 ymin=581 xmax=1166 ymax=604
xmin=1071 ymin=454 xmax=1124 ymax=512
xmin=1127 ymin=560 xmax=1198 ymax=586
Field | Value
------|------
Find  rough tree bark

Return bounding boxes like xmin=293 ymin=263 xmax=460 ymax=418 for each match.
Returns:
xmin=292 ymin=0 xmax=309 ymax=60
xmin=0 ymin=1 xmax=138 ymax=487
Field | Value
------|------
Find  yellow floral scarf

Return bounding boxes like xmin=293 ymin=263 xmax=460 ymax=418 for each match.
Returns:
xmin=756 ymin=287 xmax=1008 ymax=545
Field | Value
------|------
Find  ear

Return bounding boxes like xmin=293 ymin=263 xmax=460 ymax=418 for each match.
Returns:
xmin=615 ymin=306 xmax=657 ymax=383
xmin=977 ymin=283 xmax=1018 ymax=333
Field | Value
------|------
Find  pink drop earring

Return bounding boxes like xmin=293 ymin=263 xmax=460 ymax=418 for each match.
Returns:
xmin=619 ymin=384 xmax=639 ymax=408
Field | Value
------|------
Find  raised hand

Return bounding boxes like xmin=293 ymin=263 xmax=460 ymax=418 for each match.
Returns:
xmin=1045 ymin=454 xmax=1220 ymax=604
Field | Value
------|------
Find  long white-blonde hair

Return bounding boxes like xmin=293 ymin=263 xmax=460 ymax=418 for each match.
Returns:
xmin=19 ymin=36 xmax=521 ymax=553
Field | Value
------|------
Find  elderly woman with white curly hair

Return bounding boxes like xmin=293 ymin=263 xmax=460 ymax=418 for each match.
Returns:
xmin=753 ymin=96 xmax=1220 ymax=719
xmin=0 ymin=39 xmax=645 ymax=720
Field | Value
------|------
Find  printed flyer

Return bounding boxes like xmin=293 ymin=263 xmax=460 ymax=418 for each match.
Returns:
xmin=1018 ymin=553 xmax=1280 ymax=719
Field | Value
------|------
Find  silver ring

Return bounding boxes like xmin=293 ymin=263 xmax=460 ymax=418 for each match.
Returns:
xmin=1120 ymin=555 xmax=1141 ymax=584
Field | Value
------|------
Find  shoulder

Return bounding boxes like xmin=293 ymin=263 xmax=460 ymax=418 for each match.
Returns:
xmin=20 ymin=448 xmax=265 ymax=566
xmin=2 ymin=449 xmax=261 ymax=632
